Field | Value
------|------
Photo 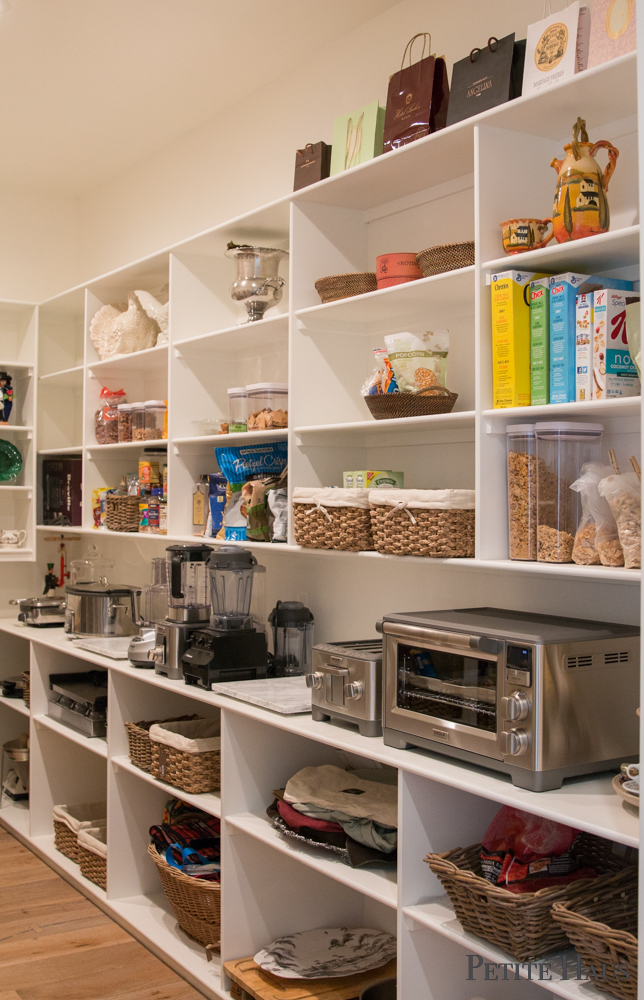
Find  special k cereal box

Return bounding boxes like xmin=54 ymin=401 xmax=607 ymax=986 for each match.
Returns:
xmin=593 ymin=290 xmax=640 ymax=399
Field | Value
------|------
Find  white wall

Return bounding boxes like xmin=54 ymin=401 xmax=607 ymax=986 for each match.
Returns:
xmin=77 ymin=0 xmax=543 ymax=280
xmin=0 ymin=187 xmax=79 ymax=302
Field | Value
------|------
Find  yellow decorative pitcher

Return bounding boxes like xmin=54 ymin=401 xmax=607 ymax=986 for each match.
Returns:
xmin=551 ymin=117 xmax=619 ymax=243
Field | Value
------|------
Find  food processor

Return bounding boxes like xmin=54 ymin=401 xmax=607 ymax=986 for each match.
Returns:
xmin=149 ymin=543 xmax=212 ymax=679
xmin=268 ymin=601 xmax=314 ymax=676
xmin=128 ymin=557 xmax=169 ymax=668
xmin=182 ymin=547 xmax=269 ymax=688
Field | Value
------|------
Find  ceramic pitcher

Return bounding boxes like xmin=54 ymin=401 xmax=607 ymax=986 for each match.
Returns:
xmin=551 ymin=117 xmax=619 ymax=243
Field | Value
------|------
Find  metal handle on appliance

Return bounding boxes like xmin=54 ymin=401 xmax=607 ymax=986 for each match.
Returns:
xmin=318 ymin=663 xmax=349 ymax=677
xmin=171 ymin=552 xmax=184 ymax=600
xmin=130 ymin=587 xmax=144 ymax=626
xmin=381 ymin=620 xmax=500 ymax=653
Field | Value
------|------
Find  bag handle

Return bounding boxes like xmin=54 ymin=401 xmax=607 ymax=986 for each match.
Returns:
xmin=296 ymin=143 xmax=316 ymax=158
xmin=470 ymin=37 xmax=498 ymax=62
xmin=401 ymin=32 xmax=432 ymax=70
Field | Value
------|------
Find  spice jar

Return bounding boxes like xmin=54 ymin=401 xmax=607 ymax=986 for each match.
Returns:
xmin=535 ymin=422 xmax=604 ymax=563
xmin=144 ymin=400 xmax=167 ymax=441
xmin=132 ymin=402 xmax=146 ymax=441
xmin=227 ymin=387 xmax=247 ymax=433
xmin=506 ymin=424 xmax=536 ymax=561
xmin=246 ymin=382 xmax=288 ymax=430
xmin=117 ymin=403 xmax=132 ymax=443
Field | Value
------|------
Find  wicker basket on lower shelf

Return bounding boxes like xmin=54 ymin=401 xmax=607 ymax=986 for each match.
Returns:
xmin=53 ymin=802 xmax=107 ymax=863
xmin=106 ymin=494 xmax=140 ymax=532
xmin=22 ymin=671 xmax=29 ymax=708
xmin=370 ymin=489 xmax=475 ymax=558
xmin=53 ymin=820 xmax=81 ymax=862
xmin=365 ymin=388 xmax=458 ymax=420
xmin=149 ymin=718 xmax=221 ymax=794
xmin=425 ymin=834 xmax=635 ymax=963
xmin=551 ymin=868 xmax=638 ymax=1000
xmin=77 ymin=826 xmax=107 ymax=890
xmin=292 ymin=487 xmax=374 ymax=552
xmin=148 ymin=843 xmax=221 ymax=949
xmin=125 ymin=714 xmax=200 ymax=773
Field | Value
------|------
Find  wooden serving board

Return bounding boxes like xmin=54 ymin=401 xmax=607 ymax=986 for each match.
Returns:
xmin=612 ymin=773 xmax=639 ymax=809
xmin=224 ymin=957 xmax=396 ymax=1000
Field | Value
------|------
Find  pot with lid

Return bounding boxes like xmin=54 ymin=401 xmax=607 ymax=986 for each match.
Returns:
xmin=64 ymin=583 xmax=142 ymax=637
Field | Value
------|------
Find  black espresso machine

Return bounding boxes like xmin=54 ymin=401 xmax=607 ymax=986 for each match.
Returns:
xmin=182 ymin=547 xmax=269 ymax=688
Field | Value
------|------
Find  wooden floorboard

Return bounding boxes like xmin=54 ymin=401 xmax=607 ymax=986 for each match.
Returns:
xmin=0 ymin=828 xmax=205 ymax=1000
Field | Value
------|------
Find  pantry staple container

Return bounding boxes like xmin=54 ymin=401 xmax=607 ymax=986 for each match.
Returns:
xmin=132 ymin=401 xmax=146 ymax=441
xmin=246 ymin=382 xmax=288 ymax=428
xmin=506 ymin=424 xmax=537 ymax=561
xmin=268 ymin=600 xmax=314 ymax=676
xmin=117 ymin=402 xmax=132 ymax=442
xmin=535 ymin=422 xmax=603 ymax=563
xmin=144 ymin=400 xmax=166 ymax=440
xmin=227 ymin=387 xmax=247 ymax=433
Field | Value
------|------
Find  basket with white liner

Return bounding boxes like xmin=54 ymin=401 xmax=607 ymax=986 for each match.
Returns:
xmin=292 ymin=487 xmax=374 ymax=551
xmin=369 ymin=488 xmax=475 ymax=558
xmin=149 ymin=717 xmax=221 ymax=794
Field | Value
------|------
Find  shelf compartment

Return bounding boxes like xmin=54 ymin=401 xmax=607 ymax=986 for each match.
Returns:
xmin=295 ymin=411 xmax=476 ymax=446
xmin=112 ymin=755 xmax=221 ymax=818
xmin=0 ymin=694 xmax=29 ymax=716
xmin=174 ymin=313 xmax=288 ymax=358
xmin=33 ymin=712 xmax=108 ymax=757
xmin=0 ymin=424 xmax=33 ymax=432
xmin=226 ymin=811 xmax=397 ymax=908
xmin=38 ymin=365 xmax=84 ymax=388
xmin=38 ymin=445 xmax=83 ymax=455
xmin=175 ymin=428 xmax=288 ymax=449
xmin=87 ymin=344 xmax=169 ymax=380
xmin=86 ymin=438 xmax=167 ymax=453
xmin=483 ymin=396 xmax=641 ymax=423
xmin=483 ymin=224 xmax=640 ymax=276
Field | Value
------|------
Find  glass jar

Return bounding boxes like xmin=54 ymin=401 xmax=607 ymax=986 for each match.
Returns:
xmin=132 ymin=402 xmax=146 ymax=441
xmin=506 ymin=424 xmax=536 ymax=561
xmin=535 ymin=422 xmax=604 ymax=563
xmin=227 ymin=387 xmax=247 ymax=433
xmin=144 ymin=400 xmax=166 ymax=441
xmin=246 ymin=382 xmax=288 ymax=430
xmin=117 ymin=403 xmax=132 ymax=442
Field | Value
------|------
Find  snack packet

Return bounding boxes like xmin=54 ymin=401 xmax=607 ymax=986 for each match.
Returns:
xmin=361 ymin=349 xmax=398 ymax=396
xmin=215 ymin=441 xmax=287 ymax=484
xmin=570 ymin=463 xmax=623 ymax=567
xmin=422 ymin=330 xmax=450 ymax=387
xmin=598 ymin=471 xmax=641 ymax=569
xmin=384 ymin=332 xmax=439 ymax=393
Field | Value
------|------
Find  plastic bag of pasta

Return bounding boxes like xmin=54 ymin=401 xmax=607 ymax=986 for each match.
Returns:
xmin=598 ymin=471 xmax=641 ymax=569
xmin=570 ymin=463 xmax=623 ymax=567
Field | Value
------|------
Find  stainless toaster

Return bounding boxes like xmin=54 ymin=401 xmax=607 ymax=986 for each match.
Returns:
xmin=307 ymin=639 xmax=383 ymax=737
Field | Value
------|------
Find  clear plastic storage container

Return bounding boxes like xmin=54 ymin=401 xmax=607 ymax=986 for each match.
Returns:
xmin=117 ymin=403 xmax=132 ymax=443
xmin=246 ymin=382 xmax=288 ymax=430
xmin=506 ymin=424 xmax=537 ymax=561
xmin=132 ymin=402 xmax=146 ymax=441
xmin=227 ymin=387 xmax=247 ymax=433
xmin=535 ymin=422 xmax=604 ymax=563
xmin=144 ymin=400 xmax=166 ymax=440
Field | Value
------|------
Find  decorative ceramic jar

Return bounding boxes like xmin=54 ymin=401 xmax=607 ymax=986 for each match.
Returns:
xmin=551 ymin=117 xmax=619 ymax=243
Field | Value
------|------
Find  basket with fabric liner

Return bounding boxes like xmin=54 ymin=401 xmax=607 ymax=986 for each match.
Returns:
xmin=53 ymin=801 xmax=107 ymax=863
xmin=416 ymin=240 xmax=475 ymax=276
xmin=77 ymin=824 xmax=107 ymax=889
xmin=22 ymin=671 xmax=29 ymax=708
xmin=426 ymin=834 xmax=635 ymax=963
xmin=370 ymin=488 xmax=475 ymax=558
xmin=148 ymin=843 xmax=221 ymax=949
xmin=149 ymin=717 xmax=221 ymax=794
xmin=125 ymin=714 xmax=200 ymax=773
xmin=292 ymin=487 xmax=374 ymax=551
xmin=365 ymin=387 xmax=458 ymax=420
xmin=551 ymin=867 xmax=638 ymax=1000
xmin=105 ymin=494 xmax=140 ymax=532
xmin=314 ymin=272 xmax=377 ymax=303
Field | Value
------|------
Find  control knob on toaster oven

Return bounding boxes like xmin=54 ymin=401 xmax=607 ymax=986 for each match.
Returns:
xmin=501 ymin=691 xmax=529 ymax=722
xmin=503 ymin=729 xmax=529 ymax=756
xmin=346 ymin=681 xmax=363 ymax=700
xmin=305 ymin=672 xmax=324 ymax=690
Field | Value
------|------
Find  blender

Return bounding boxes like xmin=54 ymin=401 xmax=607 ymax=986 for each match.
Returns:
xmin=149 ymin=543 xmax=212 ymax=679
xmin=182 ymin=547 xmax=269 ymax=688
xmin=128 ymin=557 xmax=170 ymax=668
xmin=268 ymin=601 xmax=314 ymax=676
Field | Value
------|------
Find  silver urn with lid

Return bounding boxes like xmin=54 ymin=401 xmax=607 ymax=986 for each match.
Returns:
xmin=225 ymin=245 xmax=288 ymax=322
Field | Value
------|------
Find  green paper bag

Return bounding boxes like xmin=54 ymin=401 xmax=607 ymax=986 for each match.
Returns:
xmin=330 ymin=100 xmax=386 ymax=175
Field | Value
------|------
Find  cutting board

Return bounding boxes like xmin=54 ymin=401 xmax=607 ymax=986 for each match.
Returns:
xmin=224 ymin=957 xmax=396 ymax=1000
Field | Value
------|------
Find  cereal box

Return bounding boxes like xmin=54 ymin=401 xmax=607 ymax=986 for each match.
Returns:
xmin=491 ymin=270 xmax=544 ymax=408
xmin=593 ymin=290 xmax=641 ymax=399
xmin=575 ymin=292 xmax=593 ymax=401
xmin=530 ymin=277 xmax=550 ymax=406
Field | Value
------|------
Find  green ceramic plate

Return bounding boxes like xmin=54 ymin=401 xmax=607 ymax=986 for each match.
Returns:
xmin=0 ymin=439 xmax=23 ymax=482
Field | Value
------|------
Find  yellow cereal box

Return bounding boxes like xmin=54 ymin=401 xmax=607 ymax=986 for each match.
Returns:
xmin=491 ymin=270 xmax=545 ymax=408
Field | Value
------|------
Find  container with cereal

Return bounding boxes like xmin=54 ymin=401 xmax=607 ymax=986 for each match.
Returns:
xmin=132 ymin=402 xmax=146 ymax=441
xmin=506 ymin=424 xmax=537 ymax=561
xmin=535 ymin=422 xmax=603 ymax=563
xmin=246 ymin=383 xmax=288 ymax=430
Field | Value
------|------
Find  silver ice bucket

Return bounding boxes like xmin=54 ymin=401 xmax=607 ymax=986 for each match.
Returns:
xmin=225 ymin=245 xmax=288 ymax=322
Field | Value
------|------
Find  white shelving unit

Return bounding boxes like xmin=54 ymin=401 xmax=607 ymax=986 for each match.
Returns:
xmin=0 ymin=49 xmax=641 ymax=1000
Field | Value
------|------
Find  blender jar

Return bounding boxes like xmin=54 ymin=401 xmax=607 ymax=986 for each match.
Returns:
xmin=166 ymin=543 xmax=213 ymax=621
xmin=506 ymin=424 xmax=537 ymax=561
xmin=536 ymin=422 xmax=604 ymax=563
xmin=227 ymin=388 xmax=247 ymax=433
xmin=208 ymin=546 xmax=258 ymax=630
xmin=144 ymin=557 xmax=168 ymax=624
xmin=269 ymin=601 xmax=314 ymax=676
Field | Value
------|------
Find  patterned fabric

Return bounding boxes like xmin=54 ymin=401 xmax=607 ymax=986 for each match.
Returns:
xmin=150 ymin=798 xmax=220 ymax=882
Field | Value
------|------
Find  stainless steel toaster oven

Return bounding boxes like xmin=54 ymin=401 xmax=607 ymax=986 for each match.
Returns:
xmin=379 ymin=607 xmax=639 ymax=791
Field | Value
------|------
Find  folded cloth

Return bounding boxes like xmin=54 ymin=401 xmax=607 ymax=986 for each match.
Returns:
xmin=289 ymin=800 xmax=397 ymax=854
xmin=284 ymin=765 xmax=397 ymax=828
xmin=149 ymin=717 xmax=220 ymax=754
xmin=277 ymin=798 xmax=344 ymax=833
xmin=77 ymin=824 xmax=107 ymax=859
xmin=267 ymin=801 xmax=397 ymax=869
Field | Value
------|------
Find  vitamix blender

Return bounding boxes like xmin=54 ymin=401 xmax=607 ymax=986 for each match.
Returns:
xmin=181 ymin=547 xmax=269 ymax=688
xmin=150 ymin=544 xmax=213 ymax=679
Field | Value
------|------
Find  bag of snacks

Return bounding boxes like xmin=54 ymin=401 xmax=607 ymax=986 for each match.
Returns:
xmin=598 ymin=471 xmax=641 ymax=569
xmin=384 ymin=332 xmax=439 ymax=392
xmin=95 ymin=387 xmax=126 ymax=444
xmin=422 ymin=330 xmax=450 ymax=387
xmin=570 ymin=463 xmax=623 ymax=567
xmin=361 ymin=349 xmax=398 ymax=396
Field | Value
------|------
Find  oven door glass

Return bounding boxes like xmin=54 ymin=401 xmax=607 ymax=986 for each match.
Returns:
xmin=396 ymin=643 xmax=497 ymax=732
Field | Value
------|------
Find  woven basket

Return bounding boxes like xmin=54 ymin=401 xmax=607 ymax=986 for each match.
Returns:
xmin=293 ymin=504 xmax=374 ymax=552
xmin=22 ymin=671 xmax=30 ymax=708
xmin=551 ymin=868 xmax=638 ymax=1000
xmin=78 ymin=843 xmax=107 ymax=890
xmin=106 ymin=495 xmax=140 ymax=532
xmin=416 ymin=241 xmax=475 ymax=277
xmin=148 ymin=843 xmax=220 ymax=949
xmin=54 ymin=819 xmax=81 ymax=862
xmin=370 ymin=506 xmax=474 ymax=558
xmin=426 ymin=835 xmax=634 ymax=963
xmin=365 ymin=388 xmax=458 ymax=420
xmin=315 ymin=272 xmax=377 ymax=303
xmin=150 ymin=741 xmax=221 ymax=794
xmin=125 ymin=714 xmax=200 ymax=773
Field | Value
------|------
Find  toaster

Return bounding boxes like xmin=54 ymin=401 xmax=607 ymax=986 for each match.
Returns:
xmin=307 ymin=639 xmax=383 ymax=737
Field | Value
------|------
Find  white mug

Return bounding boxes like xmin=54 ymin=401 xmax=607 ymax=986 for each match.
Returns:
xmin=625 ymin=763 xmax=640 ymax=781
xmin=0 ymin=529 xmax=26 ymax=547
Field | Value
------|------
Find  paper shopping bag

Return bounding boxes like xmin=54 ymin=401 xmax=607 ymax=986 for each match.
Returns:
xmin=329 ymin=100 xmax=386 ymax=176
xmin=383 ymin=33 xmax=449 ymax=153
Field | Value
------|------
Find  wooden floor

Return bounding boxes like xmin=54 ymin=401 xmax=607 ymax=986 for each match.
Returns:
xmin=0 ymin=826 xmax=204 ymax=1000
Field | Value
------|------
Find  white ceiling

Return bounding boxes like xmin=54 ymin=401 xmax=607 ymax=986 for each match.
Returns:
xmin=0 ymin=0 xmax=401 ymax=196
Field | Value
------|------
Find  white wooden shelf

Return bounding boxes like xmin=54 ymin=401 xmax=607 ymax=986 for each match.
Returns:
xmin=294 ymin=411 xmax=475 ymax=445
xmin=483 ymin=396 xmax=641 ymax=424
xmin=0 ymin=360 xmax=33 ymax=371
xmin=33 ymin=712 xmax=108 ymax=757
xmin=483 ymin=225 xmax=641 ymax=275
xmin=112 ymin=755 xmax=221 ymax=818
xmin=174 ymin=313 xmax=288 ymax=357
xmin=0 ymin=424 xmax=32 ymax=432
xmin=0 ymin=485 xmax=31 ymax=493
xmin=86 ymin=439 xmax=167 ymax=452
xmin=87 ymin=343 xmax=169 ymax=378
xmin=175 ymin=429 xmax=288 ymax=448
xmin=38 ymin=365 xmax=84 ymax=387
xmin=0 ymin=548 xmax=33 ymax=561
xmin=38 ymin=445 xmax=83 ymax=455
xmin=0 ymin=694 xmax=29 ymax=716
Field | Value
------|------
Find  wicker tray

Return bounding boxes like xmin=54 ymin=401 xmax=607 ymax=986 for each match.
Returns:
xmin=224 ymin=956 xmax=397 ymax=1000
xmin=78 ymin=842 xmax=107 ymax=890
xmin=371 ymin=506 xmax=474 ymax=558
xmin=416 ymin=241 xmax=475 ymax=277
xmin=54 ymin=819 xmax=81 ymax=862
xmin=150 ymin=738 xmax=221 ymax=794
xmin=22 ymin=671 xmax=30 ymax=708
xmin=148 ymin=843 xmax=220 ymax=949
xmin=314 ymin=272 xmax=377 ymax=304
xmin=551 ymin=868 xmax=638 ymax=1000
xmin=425 ymin=834 xmax=634 ymax=962
xmin=106 ymin=494 xmax=140 ymax=532
xmin=365 ymin=388 xmax=458 ymax=420
xmin=125 ymin=714 xmax=200 ymax=773
xmin=292 ymin=504 xmax=374 ymax=552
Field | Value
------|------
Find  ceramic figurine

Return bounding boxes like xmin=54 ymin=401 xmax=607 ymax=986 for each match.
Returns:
xmin=135 ymin=289 xmax=169 ymax=344
xmin=551 ymin=117 xmax=619 ymax=243
xmin=0 ymin=372 xmax=13 ymax=423
xmin=89 ymin=293 xmax=160 ymax=360
xmin=89 ymin=303 xmax=125 ymax=360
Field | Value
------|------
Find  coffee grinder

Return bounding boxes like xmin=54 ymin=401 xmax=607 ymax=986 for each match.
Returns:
xmin=182 ymin=547 xmax=268 ymax=688
xmin=150 ymin=543 xmax=212 ymax=679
